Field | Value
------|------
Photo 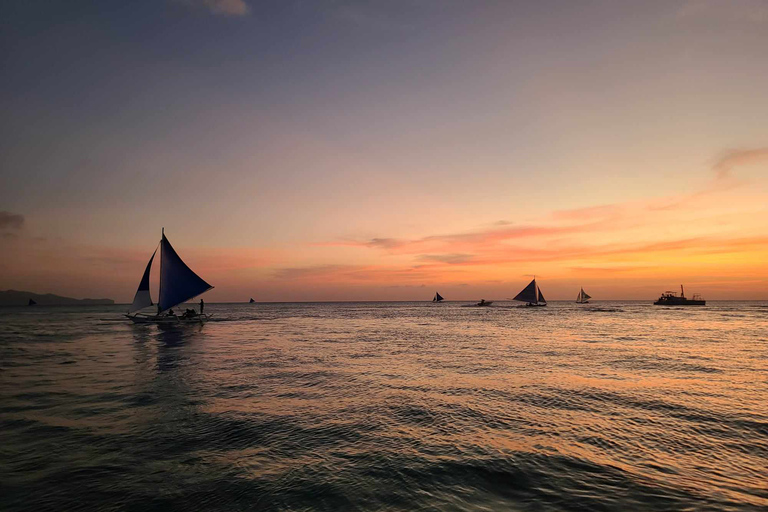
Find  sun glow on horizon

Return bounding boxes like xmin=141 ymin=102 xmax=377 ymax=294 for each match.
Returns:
xmin=1 ymin=1 xmax=767 ymax=301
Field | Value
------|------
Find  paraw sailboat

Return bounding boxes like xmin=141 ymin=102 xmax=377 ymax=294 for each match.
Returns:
xmin=576 ymin=288 xmax=591 ymax=304
xmin=513 ymin=277 xmax=547 ymax=307
xmin=126 ymin=229 xmax=213 ymax=324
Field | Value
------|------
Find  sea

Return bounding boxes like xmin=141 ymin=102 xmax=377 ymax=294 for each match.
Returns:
xmin=1 ymin=301 xmax=766 ymax=511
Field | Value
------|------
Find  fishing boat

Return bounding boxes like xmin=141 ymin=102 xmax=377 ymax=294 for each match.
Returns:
xmin=513 ymin=277 xmax=547 ymax=307
xmin=249 ymin=298 xmax=255 ymax=303
xmin=432 ymin=292 xmax=444 ymax=303
xmin=126 ymin=229 xmax=213 ymax=324
xmin=654 ymin=285 xmax=705 ymax=306
xmin=576 ymin=287 xmax=591 ymax=304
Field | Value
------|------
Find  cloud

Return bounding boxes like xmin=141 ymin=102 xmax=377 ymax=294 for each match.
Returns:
xmin=551 ymin=204 xmax=620 ymax=221
xmin=417 ymin=253 xmax=475 ymax=264
xmin=273 ymin=264 xmax=359 ymax=280
xmin=333 ymin=3 xmax=415 ymax=32
xmin=206 ymin=0 xmax=249 ymax=16
xmin=0 ymin=211 xmax=24 ymax=230
xmin=328 ymin=221 xmax=608 ymax=257
xmin=676 ymin=0 xmax=768 ymax=23
xmin=177 ymin=0 xmax=250 ymax=16
xmin=569 ymin=265 xmax=656 ymax=274
xmin=365 ymin=238 xmax=410 ymax=250
xmin=712 ymin=147 xmax=768 ymax=180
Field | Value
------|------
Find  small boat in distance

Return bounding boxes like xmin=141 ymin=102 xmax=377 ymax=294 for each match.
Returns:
xmin=576 ymin=287 xmax=591 ymax=304
xmin=126 ymin=229 xmax=214 ymax=324
xmin=249 ymin=298 xmax=255 ymax=303
xmin=432 ymin=292 xmax=444 ymax=303
xmin=28 ymin=298 xmax=37 ymax=306
xmin=654 ymin=285 xmax=705 ymax=306
xmin=460 ymin=299 xmax=494 ymax=307
xmin=513 ymin=277 xmax=547 ymax=307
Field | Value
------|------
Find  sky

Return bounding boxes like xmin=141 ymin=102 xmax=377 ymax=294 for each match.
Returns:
xmin=1 ymin=0 xmax=767 ymax=302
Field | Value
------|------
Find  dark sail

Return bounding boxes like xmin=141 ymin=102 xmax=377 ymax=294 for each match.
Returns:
xmin=434 ymin=292 xmax=444 ymax=302
xmin=537 ymin=287 xmax=546 ymax=303
xmin=513 ymin=279 xmax=538 ymax=303
xmin=129 ymin=248 xmax=156 ymax=313
xmin=159 ymin=233 xmax=213 ymax=312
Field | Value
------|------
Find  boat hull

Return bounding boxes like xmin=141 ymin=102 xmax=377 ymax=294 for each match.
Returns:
xmin=127 ymin=313 xmax=210 ymax=324
xmin=653 ymin=299 xmax=705 ymax=306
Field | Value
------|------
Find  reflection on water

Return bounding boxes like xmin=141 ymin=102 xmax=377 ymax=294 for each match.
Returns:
xmin=0 ymin=302 xmax=766 ymax=511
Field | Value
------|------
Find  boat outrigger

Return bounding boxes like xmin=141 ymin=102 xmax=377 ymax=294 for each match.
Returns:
xmin=654 ymin=285 xmax=705 ymax=306
xmin=126 ymin=229 xmax=213 ymax=324
xmin=513 ymin=277 xmax=547 ymax=307
xmin=576 ymin=287 xmax=591 ymax=304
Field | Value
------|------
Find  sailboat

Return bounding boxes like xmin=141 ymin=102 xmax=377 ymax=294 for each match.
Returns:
xmin=126 ymin=229 xmax=213 ymax=324
xmin=513 ymin=277 xmax=547 ymax=307
xmin=432 ymin=292 xmax=444 ymax=303
xmin=249 ymin=298 xmax=255 ymax=304
xmin=576 ymin=287 xmax=591 ymax=304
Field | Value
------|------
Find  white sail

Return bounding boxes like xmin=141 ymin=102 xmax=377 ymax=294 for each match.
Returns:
xmin=128 ymin=249 xmax=156 ymax=313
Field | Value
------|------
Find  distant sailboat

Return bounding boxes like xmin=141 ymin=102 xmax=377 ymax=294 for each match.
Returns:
xmin=249 ymin=298 xmax=255 ymax=303
xmin=513 ymin=277 xmax=547 ymax=307
xmin=576 ymin=287 xmax=591 ymax=304
xmin=432 ymin=292 xmax=444 ymax=303
xmin=28 ymin=298 xmax=37 ymax=306
xmin=126 ymin=229 xmax=213 ymax=323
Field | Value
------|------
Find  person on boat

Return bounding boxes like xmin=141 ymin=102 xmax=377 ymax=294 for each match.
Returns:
xmin=479 ymin=299 xmax=486 ymax=306
xmin=200 ymin=299 xmax=204 ymax=315
xmin=168 ymin=308 xmax=175 ymax=316
xmin=157 ymin=304 xmax=161 ymax=315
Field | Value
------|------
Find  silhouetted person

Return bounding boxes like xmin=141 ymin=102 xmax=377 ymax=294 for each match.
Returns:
xmin=200 ymin=299 xmax=204 ymax=315
xmin=168 ymin=309 xmax=175 ymax=316
xmin=157 ymin=304 xmax=161 ymax=315
xmin=479 ymin=299 xmax=486 ymax=305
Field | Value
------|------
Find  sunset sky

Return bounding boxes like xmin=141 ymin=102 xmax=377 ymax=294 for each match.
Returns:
xmin=1 ymin=0 xmax=767 ymax=301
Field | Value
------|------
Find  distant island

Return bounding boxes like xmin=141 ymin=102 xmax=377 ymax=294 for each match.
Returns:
xmin=0 ymin=290 xmax=114 ymax=306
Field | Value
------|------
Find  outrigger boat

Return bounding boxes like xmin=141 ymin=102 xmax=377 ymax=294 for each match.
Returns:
xmin=576 ymin=287 xmax=591 ymax=304
xmin=126 ymin=229 xmax=213 ymax=324
xmin=513 ymin=277 xmax=547 ymax=307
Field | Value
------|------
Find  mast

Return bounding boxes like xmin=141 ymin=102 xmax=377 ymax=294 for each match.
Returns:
xmin=681 ymin=284 xmax=685 ymax=298
xmin=158 ymin=227 xmax=164 ymax=313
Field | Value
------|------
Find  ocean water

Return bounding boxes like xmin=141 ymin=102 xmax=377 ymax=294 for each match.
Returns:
xmin=1 ymin=301 xmax=766 ymax=511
